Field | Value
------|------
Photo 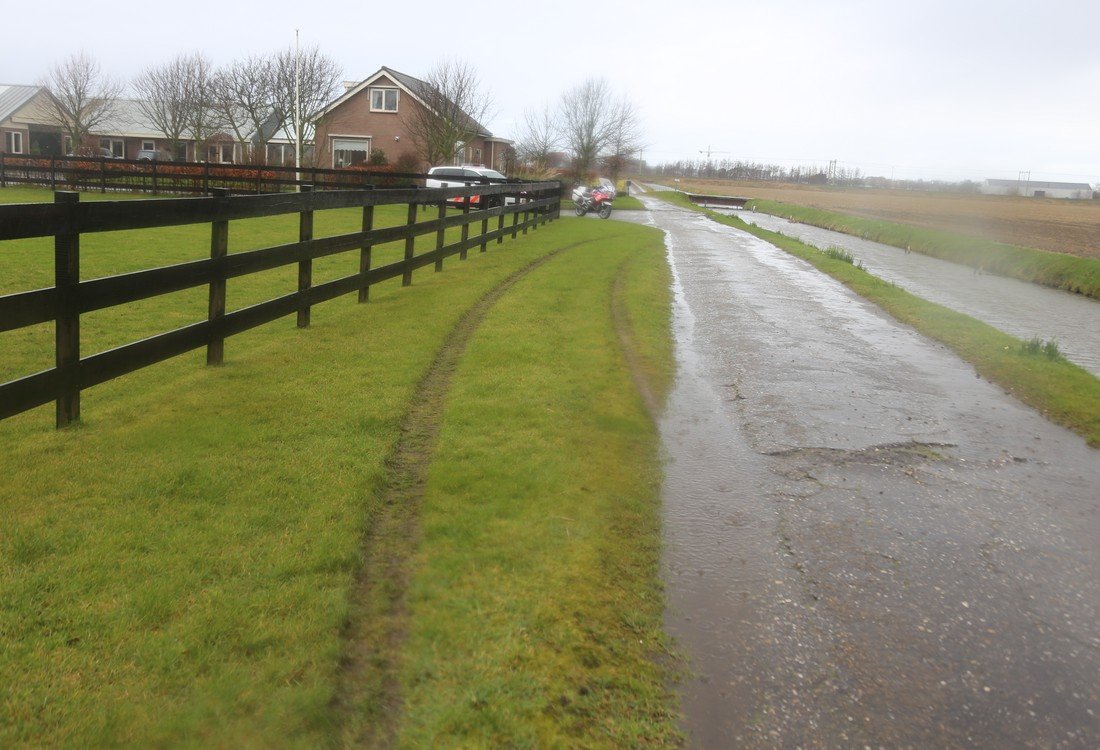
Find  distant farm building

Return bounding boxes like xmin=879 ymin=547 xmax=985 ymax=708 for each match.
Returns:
xmin=981 ymin=179 xmax=1094 ymax=199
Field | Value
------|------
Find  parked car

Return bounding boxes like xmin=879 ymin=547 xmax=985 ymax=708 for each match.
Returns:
xmin=425 ymin=165 xmax=514 ymax=207
xmin=136 ymin=149 xmax=173 ymax=161
xmin=72 ymin=147 xmax=121 ymax=159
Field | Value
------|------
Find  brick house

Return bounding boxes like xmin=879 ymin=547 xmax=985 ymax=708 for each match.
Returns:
xmin=311 ymin=66 xmax=513 ymax=172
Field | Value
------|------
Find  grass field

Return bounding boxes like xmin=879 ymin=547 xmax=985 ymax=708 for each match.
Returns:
xmin=667 ymin=177 xmax=1100 ymax=259
xmin=0 ymin=189 xmax=680 ymax=746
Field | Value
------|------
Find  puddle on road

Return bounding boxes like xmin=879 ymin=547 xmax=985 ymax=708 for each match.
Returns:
xmin=659 ymin=229 xmax=781 ymax=745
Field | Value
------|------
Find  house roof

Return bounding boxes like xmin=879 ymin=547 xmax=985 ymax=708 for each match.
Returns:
xmin=0 ymin=84 xmax=44 ymax=123
xmin=313 ymin=66 xmax=493 ymax=138
xmin=93 ymin=99 xmax=167 ymax=138
xmin=985 ymin=178 xmax=1093 ymax=191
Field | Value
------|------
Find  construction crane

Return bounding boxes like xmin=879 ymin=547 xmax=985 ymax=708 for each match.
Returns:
xmin=699 ymin=146 xmax=734 ymax=160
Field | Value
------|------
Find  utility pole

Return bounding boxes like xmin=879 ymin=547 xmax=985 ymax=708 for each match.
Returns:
xmin=294 ymin=29 xmax=301 ymax=188
xmin=1017 ymin=170 xmax=1031 ymax=197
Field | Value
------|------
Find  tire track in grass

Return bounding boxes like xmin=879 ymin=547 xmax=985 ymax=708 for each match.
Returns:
xmin=610 ymin=258 xmax=661 ymax=421
xmin=333 ymin=237 xmax=608 ymax=747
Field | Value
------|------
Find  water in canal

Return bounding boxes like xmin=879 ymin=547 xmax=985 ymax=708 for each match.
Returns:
xmin=729 ymin=209 xmax=1100 ymax=377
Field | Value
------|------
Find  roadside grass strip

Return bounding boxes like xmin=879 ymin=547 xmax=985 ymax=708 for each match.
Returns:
xmin=0 ymin=203 xmax=678 ymax=745
xmin=653 ymin=191 xmax=1100 ymax=448
xmin=610 ymin=194 xmax=646 ymax=211
xmin=748 ymin=198 xmax=1100 ymax=301
xmin=391 ymin=223 xmax=679 ymax=747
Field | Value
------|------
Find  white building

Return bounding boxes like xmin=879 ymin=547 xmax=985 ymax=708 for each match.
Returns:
xmin=981 ymin=178 xmax=1094 ymax=199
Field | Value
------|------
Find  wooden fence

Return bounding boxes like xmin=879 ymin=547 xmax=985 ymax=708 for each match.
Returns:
xmin=0 ymin=152 xmax=432 ymax=195
xmin=0 ymin=180 xmax=561 ymax=427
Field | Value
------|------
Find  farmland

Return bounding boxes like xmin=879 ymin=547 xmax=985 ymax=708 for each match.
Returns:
xmin=667 ymin=178 xmax=1100 ymax=259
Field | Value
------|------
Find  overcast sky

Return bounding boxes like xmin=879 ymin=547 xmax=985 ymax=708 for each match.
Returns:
xmin=5 ymin=0 xmax=1097 ymax=183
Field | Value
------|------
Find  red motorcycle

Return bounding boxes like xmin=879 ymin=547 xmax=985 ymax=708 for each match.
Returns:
xmin=572 ymin=184 xmax=614 ymax=219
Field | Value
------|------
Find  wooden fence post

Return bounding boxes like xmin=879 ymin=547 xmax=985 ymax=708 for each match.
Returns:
xmin=152 ymin=160 xmax=158 ymax=195
xmin=202 ymin=162 xmax=210 ymax=195
xmin=297 ymin=185 xmax=314 ymax=327
xmin=511 ymin=204 xmax=519 ymax=240
xmin=358 ymin=202 xmax=374 ymax=303
xmin=49 ymin=157 xmax=57 ymax=190
xmin=435 ymin=201 xmax=446 ymax=272
xmin=497 ymin=198 xmax=506 ymax=245
xmin=480 ymin=199 xmax=490 ymax=252
xmin=402 ymin=202 xmax=417 ymax=286
xmin=207 ymin=188 xmax=229 ymax=365
xmin=0 ymin=152 xmax=5 ymax=188
xmin=54 ymin=191 xmax=81 ymax=427
xmin=459 ymin=200 xmax=470 ymax=261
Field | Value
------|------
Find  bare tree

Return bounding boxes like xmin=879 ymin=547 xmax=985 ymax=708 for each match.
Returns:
xmin=603 ymin=96 xmax=643 ymax=182
xmin=406 ymin=59 xmax=493 ymax=168
xmin=556 ymin=79 xmax=643 ymax=183
xmin=41 ymin=51 xmax=123 ymax=154
xmin=133 ymin=54 xmax=196 ymax=159
xmin=180 ymin=53 xmax=222 ymax=161
xmin=276 ymin=45 xmax=341 ymax=166
xmin=515 ymin=104 xmax=560 ymax=172
xmin=213 ymin=54 xmax=280 ymax=163
xmin=557 ymin=78 xmax=618 ymax=184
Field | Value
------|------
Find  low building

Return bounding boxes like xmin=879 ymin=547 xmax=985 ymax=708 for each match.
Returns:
xmin=1 ymin=84 xmax=63 ymax=156
xmin=981 ymin=178 xmax=1094 ymax=200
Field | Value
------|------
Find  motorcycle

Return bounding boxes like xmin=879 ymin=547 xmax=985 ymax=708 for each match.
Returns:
xmin=572 ymin=184 xmax=614 ymax=219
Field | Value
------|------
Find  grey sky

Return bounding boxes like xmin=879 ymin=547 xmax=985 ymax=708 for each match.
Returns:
xmin=5 ymin=0 xmax=1097 ymax=183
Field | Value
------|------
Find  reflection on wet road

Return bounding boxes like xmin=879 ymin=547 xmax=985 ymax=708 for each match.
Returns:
xmin=635 ymin=196 xmax=1100 ymax=748
xmin=730 ymin=210 xmax=1100 ymax=377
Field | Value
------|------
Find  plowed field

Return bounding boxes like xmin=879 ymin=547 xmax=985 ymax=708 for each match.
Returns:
xmin=668 ymin=179 xmax=1100 ymax=259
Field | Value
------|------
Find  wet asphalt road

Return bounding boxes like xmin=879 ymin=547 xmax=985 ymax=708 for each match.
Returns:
xmin=626 ymin=197 xmax=1100 ymax=748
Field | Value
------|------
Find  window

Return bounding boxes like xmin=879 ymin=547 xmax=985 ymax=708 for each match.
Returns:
xmin=369 ymin=87 xmax=398 ymax=112
xmin=100 ymin=138 xmax=124 ymax=157
xmin=208 ymin=143 xmax=235 ymax=163
xmin=4 ymin=131 xmax=23 ymax=154
xmin=141 ymin=140 xmax=155 ymax=151
xmin=267 ymin=143 xmax=293 ymax=165
xmin=63 ymin=135 xmax=73 ymax=155
xmin=332 ymin=137 xmax=370 ymax=168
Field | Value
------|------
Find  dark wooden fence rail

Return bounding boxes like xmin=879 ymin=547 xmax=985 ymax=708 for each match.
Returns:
xmin=0 ymin=153 xmax=449 ymax=195
xmin=0 ymin=180 xmax=561 ymax=426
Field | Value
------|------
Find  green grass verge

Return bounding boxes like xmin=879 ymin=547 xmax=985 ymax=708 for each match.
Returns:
xmin=651 ymin=190 xmax=1100 ymax=447
xmin=395 ymin=222 xmax=678 ymax=747
xmin=612 ymin=194 xmax=645 ymax=211
xmin=747 ymin=198 xmax=1100 ymax=300
xmin=0 ymin=197 xmax=680 ymax=746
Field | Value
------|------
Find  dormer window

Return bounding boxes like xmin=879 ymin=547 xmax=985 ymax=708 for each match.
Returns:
xmin=370 ymin=87 xmax=398 ymax=112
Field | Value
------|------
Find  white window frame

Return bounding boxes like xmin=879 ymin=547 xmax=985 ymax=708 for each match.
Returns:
xmin=63 ymin=135 xmax=73 ymax=155
xmin=141 ymin=140 xmax=156 ymax=151
xmin=331 ymin=136 xmax=371 ymax=168
xmin=369 ymin=87 xmax=399 ymax=113
xmin=4 ymin=131 xmax=23 ymax=154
